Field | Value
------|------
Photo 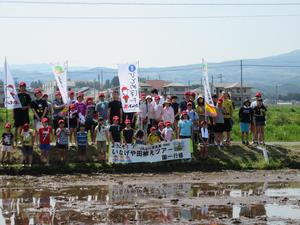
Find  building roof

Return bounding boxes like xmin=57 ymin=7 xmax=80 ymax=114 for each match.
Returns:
xmin=163 ymin=82 xmax=188 ymax=88
xmin=146 ymin=80 xmax=169 ymax=90
xmin=139 ymin=82 xmax=152 ymax=87
xmin=214 ymin=82 xmax=252 ymax=88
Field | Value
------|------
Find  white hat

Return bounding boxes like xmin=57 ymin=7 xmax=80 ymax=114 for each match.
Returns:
xmin=146 ymin=95 xmax=152 ymax=99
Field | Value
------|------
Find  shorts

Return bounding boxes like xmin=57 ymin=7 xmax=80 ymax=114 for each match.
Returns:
xmin=69 ymin=119 xmax=78 ymax=129
xmin=223 ymin=118 xmax=232 ymax=132
xmin=255 ymin=121 xmax=266 ymax=126
xmin=179 ymin=135 xmax=191 ymax=139
xmin=97 ymin=141 xmax=107 ymax=153
xmin=214 ymin=123 xmax=224 ymax=133
xmin=14 ymin=111 xmax=30 ymax=127
xmin=1 ymin=145 xmax=12 ymax=152
xmin=22 ymin=146 xmax=33 ymax=155
xmin=78 ymin=145 xmax=87 ymax=154
xmin=40 ymin=144 xmax=51 ymax=152
xmin=34 ymin=119 xmax=43 ymax=130
xmin=240 ymin=122 xmax=250 ymax=133
xmin=85 ymin=119 xmax=96 ymax=130
xmin=56 ymin=143 xmax=68 ymax=150
xmin=201 ymin=138 xmax=208 ymax=143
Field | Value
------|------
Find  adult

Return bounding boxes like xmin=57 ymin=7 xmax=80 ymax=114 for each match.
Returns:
xmin=179 ymin=91 xmax=195 ymax=114
xmin=195 ymin=95 xmax=205 ymax=124
xmin=13 ymin=81 xmax=31 ymax=145
xmin=152 ymin=95 xmax=163 ymax=126
xmin=145 ymin=95 xmax=155 ymax=134
xmin=151 ymin=89 xmax=164 ymax=105
xmin=162 ymin=99 xmax=174 ymax=124
xmin=96 ymin=92 xmax=108 ymax=122
xmin=52 ymin=91 xmax=66 ymax=132
xmin=171 ymin=96 xmax=180 ymax=135
xmin=222 ymin=92 xmax=234 ymax=145
xmin=42 ymin=93 xmax=53 ymax=126
xmin=186 ymin=101 xmax=199 ymax=143
xmin=31 ymin=88 xmax=48 ymax=144
xmin=213 ymin=98 xmax=225 ymax=149
xmin=108 ymin=90 xmax=123 ymax=125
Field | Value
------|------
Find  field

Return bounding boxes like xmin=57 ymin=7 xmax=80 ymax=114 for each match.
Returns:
xmin=0 ymin=105 xmax=300 ymax=141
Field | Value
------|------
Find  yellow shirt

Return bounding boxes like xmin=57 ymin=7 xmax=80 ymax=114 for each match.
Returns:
xmin=223 ymin=99 xmax=233 ymax=119
xmin=147 ymin=133 xmax=161 ymax=145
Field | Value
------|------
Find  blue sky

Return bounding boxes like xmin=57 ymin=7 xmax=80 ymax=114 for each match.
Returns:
xmin=0 ymin=0 xmax=300 ymax=68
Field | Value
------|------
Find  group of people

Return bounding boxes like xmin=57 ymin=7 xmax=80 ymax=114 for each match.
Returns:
xmin=0 ymin=81 xmax=267 ymax=166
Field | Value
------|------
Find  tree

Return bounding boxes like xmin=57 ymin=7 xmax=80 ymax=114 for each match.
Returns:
xmin=30 ymin=80 xmax=43 ymax=89
xmin=110 ymin=76 xmax=120 ymax=88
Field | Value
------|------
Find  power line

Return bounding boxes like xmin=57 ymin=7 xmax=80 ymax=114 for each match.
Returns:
xmin=2 ymin=1 xmax=300 ymax=6
xmin=1 ymin=14 xmax=300 ymax=20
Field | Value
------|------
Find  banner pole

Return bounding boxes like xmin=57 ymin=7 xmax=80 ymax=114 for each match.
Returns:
xmin=4 ymin=57 xmax=8 ymax=123
xmin=137 ymin=60 xmax=142 ymax=131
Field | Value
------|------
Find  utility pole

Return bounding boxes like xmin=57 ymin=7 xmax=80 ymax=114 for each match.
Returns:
xmin=101 ymin=70 xmax=103 ymax=90
xmin=240 ymin=60 xmax=243 ymax=107
xmin=211 ymin=74 xmax=214 ymax=95
xmin=275 ymin=85 xmax=279 ymax=104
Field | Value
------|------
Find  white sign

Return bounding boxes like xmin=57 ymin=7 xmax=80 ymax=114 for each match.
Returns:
xmin=109 ymin=139 xmax=192 ymax=164
xmin=51 ymin=61 xmax=68 ymax=104
xmin=118 ymin=63 xmax=140 ymax=113
xmin=3 ymin=58 xmax=22 ymax=109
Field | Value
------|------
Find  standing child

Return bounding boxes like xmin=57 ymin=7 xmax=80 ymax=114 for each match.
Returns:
xmin=177 ymin=111 xmax=192 ymax=140
xmin=147 ymin=127 xmax=161 ymax=145
xmin=68 ymin=103 xmax=79 ymax=146
xmin=253 ymin=98 xmax=267 ymax=145
xmin=199 ymin=121 xmax=209 ymax=159
xmin=135 ymin=130 xmax=145 ymax=145
xmin=85 ymin=97 xmax=96 ymax=144
xmin=156 ymin=121 xmax=165 ymax=141
xmin=162 ymin=121 xmax=173 ymax=142
xmin=109 ymin=116 xmax=121 ymax=144
xmin=122 ymin=119 xmax=134 ymax=144
xmin=20 ymin=123 xmax=34 ymax=166
xmin=94 ymin=117 xmax=109 ymax=162
xmin=239 ymin=99 xmax=253 ymax=145
xmin=1 ymin=123 xmax=14 ymax=165
xmin=56 ymin=120 xmax=69 ymax=163
xmin=39 ymin=118 xmax=53 ymax=166
xmin=76 ymin=124 xmax=88 ymax=162
xmin=214 ymin=98 xmax=225 ymax=150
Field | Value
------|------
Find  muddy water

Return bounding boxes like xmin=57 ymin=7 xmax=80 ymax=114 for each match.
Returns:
xmin=1 ymin=178 xmax=300 ymax=225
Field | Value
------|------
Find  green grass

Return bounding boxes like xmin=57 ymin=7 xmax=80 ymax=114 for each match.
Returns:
xmin=1 ymin=105 xmax=300 ymax=141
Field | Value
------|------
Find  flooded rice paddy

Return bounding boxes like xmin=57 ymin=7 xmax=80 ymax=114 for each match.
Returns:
xmin=0 ymin=170 xmax=300 ymax=224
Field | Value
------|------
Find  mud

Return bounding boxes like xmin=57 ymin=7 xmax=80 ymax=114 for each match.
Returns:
xmin=0 ymin=170 xmax=300 ymax=224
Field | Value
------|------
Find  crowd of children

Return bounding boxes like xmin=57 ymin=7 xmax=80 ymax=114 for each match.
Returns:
xmin=0 ymin=81 xmax=268 ymax=166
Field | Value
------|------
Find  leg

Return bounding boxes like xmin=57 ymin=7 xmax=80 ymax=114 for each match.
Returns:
xmin=261 ymin=126 xmax=265 ymax=144
xmin=7 ymin=152 xmax=11 ymax=164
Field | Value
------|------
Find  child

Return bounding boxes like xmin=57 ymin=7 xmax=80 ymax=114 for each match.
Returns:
xmin=68 ymin=103 xmax=79 ymax=146
xmin=56 ymin=120 xmax=69 ymax=163
xmin=162 ymin=121 xmax=173 ymax=142
xmin=122 ymin=119 xmax=134 ymax=144
xmin=199 ymin=121 xmax=209 ymax=159
xmin=94 ymin=117 xmax=109 ymax=162
xmin=147 ymin=127 xmax=161 ymax=145
xmin=157 ymin=121 xmax=165 ymax=141
xmin=109 ymin=116 xmax=121 ymax=144
xmin=186 ymin=101 xmax=199 ymax=143
xmin=239 ymin=99 xmax=253 ymax=145
xmin=253 ymin=98 xmax=267 ymax=145
xmin=135 ymin=130 xmax=145 ymax=145
xmin=76 ymin=124 xmax=88 ymax=162
xmin=214 ymin=98 xmax=225 ymax=150
xmin=177 ymin=111 xmax=192 ymax=139
xmin=39 ymin=118 xmax=53 ymax=166
xmin=1 ymin=123 xmax=14 ymax=165
xmin=85 ymin=97 xmax=96 ymax=143
xmin=20 ymin=123 xmax=34 ymax=166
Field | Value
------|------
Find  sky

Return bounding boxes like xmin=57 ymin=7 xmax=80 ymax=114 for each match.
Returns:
xmin=0 ymin=0 xmax=300 ymax=68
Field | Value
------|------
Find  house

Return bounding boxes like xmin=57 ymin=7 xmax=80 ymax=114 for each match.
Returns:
xmin=213 ymin=82 xmax=252 ymax=106
xmin=139 ymin=82 xmax=152 ymax=94
xmin=42 ymin=80 xmax=76 ymax=101
xmin=145 ymin=80 xmax=169 ymax=95
xmin=162 ymin=83 xmax=189 ymax=100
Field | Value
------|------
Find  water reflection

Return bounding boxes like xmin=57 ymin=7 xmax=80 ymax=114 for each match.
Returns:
xmin=0 ymin=182 xmax=299 ymax=224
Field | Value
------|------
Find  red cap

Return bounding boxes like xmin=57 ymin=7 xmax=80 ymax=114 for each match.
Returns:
xmin=42 ymin=93 xmax=48 ymax=97
xmin=158 ymin=121 xmax=164 ymax=127
xmin=150 ymin=126 xmax=157 ymax=132
xmin=181 ymin=110 xmax=187 ymax=116
xmin=255 ymin=92 xmax=262 ymax=97
xmin=165 ymin=121 xmax=171 ymax=126
xmin=154 ymin=96 xmax=160 ymax=100
xmin=191 ymin=92 xmax=196 ymax=97
xmin=5 ymin=123 xmax=11 ymax=129
xmin=121 ymin=87 xmax=128 ymax=91
xmin=70 ymin=104 xmax=75 ymax=109
xmin=125 ymin=119 xmax=131 ymax=124
xmin=201 ymin=120 xmax=207 ymax=126
xmin=41 ymin=117 xmax=48 ymax=123
xmin=98 ymin=92 xmax=105 ymax=97
xmin=19 ymin=81 xmax=26 ymax=87
xmin=140 ymin=93 xmax=146 ymax=98
xmin=58 ymin=119 xmax=65 ymax=124
xmin=23 ymin=123 xmax=29 ymax=130
xmin=217 ymin=98 xmax=223 ymax=104
xmin=34 ymin=88 xmax=42 ymax=95
xmin=69 ymin=90 xmax=74 ymax=95
xmin=113 ymin=116 xmax=119 ymax=121
xmin=187 ymin=101 xmax=193 ymax=106
xmin=55 ymin=91 xmax=61 ymax=96
xmin=77 ymin=92 xmax=84 ymax=98
xmin=184 ymin=91 xmax=190 ymax=96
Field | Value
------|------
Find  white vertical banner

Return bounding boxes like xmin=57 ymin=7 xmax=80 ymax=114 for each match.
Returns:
xmin=51 ymin=61 xmax=68 ymax=104
xmin=118 ymin=63 xmax=140 ymax=113
xmin=202 ymin=59 xmax=217 ymax=117
xmin=3 ymin=58 xmax=22 ymax=109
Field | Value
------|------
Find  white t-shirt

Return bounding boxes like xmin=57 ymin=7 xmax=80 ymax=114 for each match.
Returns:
xmin=162 ymin=127 xmax=173 ymax=142
xmin=201 ymin=127 xmax=209 ymax=139
xmin=95 ymin=125 xmax=108 ymax=142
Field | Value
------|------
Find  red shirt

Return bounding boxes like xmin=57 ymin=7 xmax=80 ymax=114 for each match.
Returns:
xmin=39 ymin=126 xmax=52 ymax=144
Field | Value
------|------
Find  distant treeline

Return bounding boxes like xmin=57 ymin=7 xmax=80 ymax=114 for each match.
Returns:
xmin=279 ymin=93 xmax=300 ymax=101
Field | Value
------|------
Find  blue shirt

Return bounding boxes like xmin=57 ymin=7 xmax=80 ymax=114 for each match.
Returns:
xmin=77 ymin=131 xmax=88 ymax=146
xmin=178 ymin=119 xmax=192 ymax=137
